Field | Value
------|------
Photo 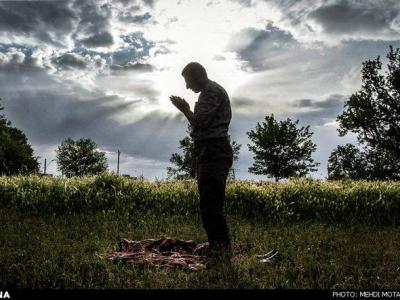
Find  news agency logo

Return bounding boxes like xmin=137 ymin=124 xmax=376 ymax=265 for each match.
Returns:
xmin=0 ymin=291 xmax=10 ymax=299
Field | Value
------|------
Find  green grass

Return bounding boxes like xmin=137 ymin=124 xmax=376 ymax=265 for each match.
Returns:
xmin=1 ymin=174 xmax=400 ymax=225
xmin=2 ymin=174 xmax=400 ymax=288
xmin=1 ymin=208 xmax=400 ymax=289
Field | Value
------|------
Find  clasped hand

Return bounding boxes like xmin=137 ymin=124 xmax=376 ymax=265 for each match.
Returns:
xmin=170 ymin=95 xmax=190 ymax=112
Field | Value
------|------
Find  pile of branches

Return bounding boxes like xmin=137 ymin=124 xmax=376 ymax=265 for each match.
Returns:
xmin=106 ymin=237 xmax=249 ymax=271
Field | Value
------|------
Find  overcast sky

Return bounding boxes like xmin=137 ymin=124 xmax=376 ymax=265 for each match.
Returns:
xmin=1 ymin=0 xmax=399 ymax=180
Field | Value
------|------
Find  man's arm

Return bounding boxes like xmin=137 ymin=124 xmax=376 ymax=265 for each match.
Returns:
xmin=170 ymin=95 xmax=194 ymax=125
xmin=182 ymin=108 xmax=194 ymax=126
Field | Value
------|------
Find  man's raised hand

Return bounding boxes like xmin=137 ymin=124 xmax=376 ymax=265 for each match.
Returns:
xmin=170 ymin=95 xmax=190 ymax=113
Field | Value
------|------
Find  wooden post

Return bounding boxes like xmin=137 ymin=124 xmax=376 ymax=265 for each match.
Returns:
xmin=117 ymin=150 xmax=120 ymax=175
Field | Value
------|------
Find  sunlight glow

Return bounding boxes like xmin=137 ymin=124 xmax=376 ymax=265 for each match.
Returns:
xmin=120 ymin=0 xmax=277 ymax=113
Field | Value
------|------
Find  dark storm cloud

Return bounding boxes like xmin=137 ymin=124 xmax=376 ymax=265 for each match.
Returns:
xmin=0 ymin=46 xmax=182 ymax=163
xmin=0 ymin=1 xmax=75 ymax=32
xmin=78 ymin=31 xmax=114 ymax=48
xmin=228 ymin=21 xmax=400 ymax=76
xmin=320 ymin=39 xmax=400 ymax=77
xmin=227 ymin=23 xmax=297 ymax=72
xmin=0 ymin=0 xmax=161 ymax=52
xmin=290 ymin=94 xmax=347 ymax=126
xmin=231 ymin=1 xmax=400 ymax=39
xmin=293 ymin=95 xmax=344 ymax=110
xmin=0 ymin=44 xmax=109 ymax=73
xmin=72 ymin=1 xmax=114 ymax=48
xmin=113 ymin=0 xmax=156 ymax=8
xmin=260 ymin=0 xmax=400 ymax=39
xmin=142 ymin=0 xmax=155 ymax=8
xmin=49 ymin=31 xmax=156 ymax=70
xmin=52 ymin=53 xmax=87 ymax=70
xmin=0 ymin=1 xmax=77 ymax=46
xmin=119 ymin=12 xmax=152 ymax=23
xmin=309 ymin=0 xmax=400 ymax=36
xmin=231 ymin=96 xmax=257 ymax=109
xmin=72 ymin=1 xmax=112 ymax=33
xmin=110 ymin=62 xmax=155 ymax=72
xmin=0 ymin=0 xmax=119 ymax=48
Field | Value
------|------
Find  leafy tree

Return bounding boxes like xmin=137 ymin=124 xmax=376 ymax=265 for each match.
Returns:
xmin=56 ymin=137 xmax=108 ymax=177
xmin=0 ymin=99 xmax=39 ymax=175
xmin=337 ymin=46 xmax=400 ymax=161
xmin=247 ymin=114 xmax=319 ymax=182
xmin=363 ymin=146 xmax=400 ymax=180
xmin=328 ymin=143 xmax=400 ymax=180
xmin=167 ymin=132 xmax=195 ymax=180
xmin=327 ymin=144 xmax=368 ymax=180
xmin=227 ymin=139 xmax=241 ymax=180
xmin=167 ymin=124 xmax=241 ymax=180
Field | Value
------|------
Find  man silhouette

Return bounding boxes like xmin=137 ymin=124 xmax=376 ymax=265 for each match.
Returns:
xmin=170 ymin=62 xmax=233 ymax=266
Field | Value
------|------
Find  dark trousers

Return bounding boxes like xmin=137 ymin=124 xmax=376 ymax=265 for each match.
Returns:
xmin=194 ymin=137 xmax=233 ymax=254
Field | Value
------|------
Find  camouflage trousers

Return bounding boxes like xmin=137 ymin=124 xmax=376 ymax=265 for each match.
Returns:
xmin=194 ymin=137 xmax=233 ymax=257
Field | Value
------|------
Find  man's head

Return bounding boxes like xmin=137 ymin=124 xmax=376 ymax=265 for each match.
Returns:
xmin=181 ymin=62 xmax=208 ymax=93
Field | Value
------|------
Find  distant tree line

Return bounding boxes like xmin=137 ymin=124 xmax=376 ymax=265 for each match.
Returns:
xmin=1 ymin=46 xmax=399 ymax=180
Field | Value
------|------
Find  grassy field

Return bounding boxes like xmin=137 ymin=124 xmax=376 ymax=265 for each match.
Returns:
xmin=1 ymin=207 xmax=400 ymax=289
xmin=1 ymin=174 xmax=400 ymax=224
xmin=1 ymin=174 xmax=400 ymax=289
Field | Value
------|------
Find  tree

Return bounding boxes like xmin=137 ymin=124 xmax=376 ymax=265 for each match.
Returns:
xmin=56 ymin=137 xmax=108 ymax=177
xmin=167 ymin=124 xmax=241 ymax=180
xmin=247 ymin=114 xmax=319 ymax=182
xmin=363 ymin=146 xmax=400 ymax=180
xmin=337 ymin=46 xmax=400 ymax=161
xmin=327 ymin=144 xmax=368 ymax=180
xmin=0 ymin=99 xmax=39 ymax=175
xmin=227 ymin=139 xmax=241 ymax=180
xmin=328 ymin=143 xmax=400 ymax=180
xmin=167 ymin=133 xmax=195 ymax=180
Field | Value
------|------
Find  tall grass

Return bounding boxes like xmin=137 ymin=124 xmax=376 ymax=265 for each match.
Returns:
xmin=1 ymin=174 xmax=400 ymax=288
xmin=1 ymin=174 xmax=400 ymax=224
xmin=2 ymin=208 xmax=400 ymax=288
